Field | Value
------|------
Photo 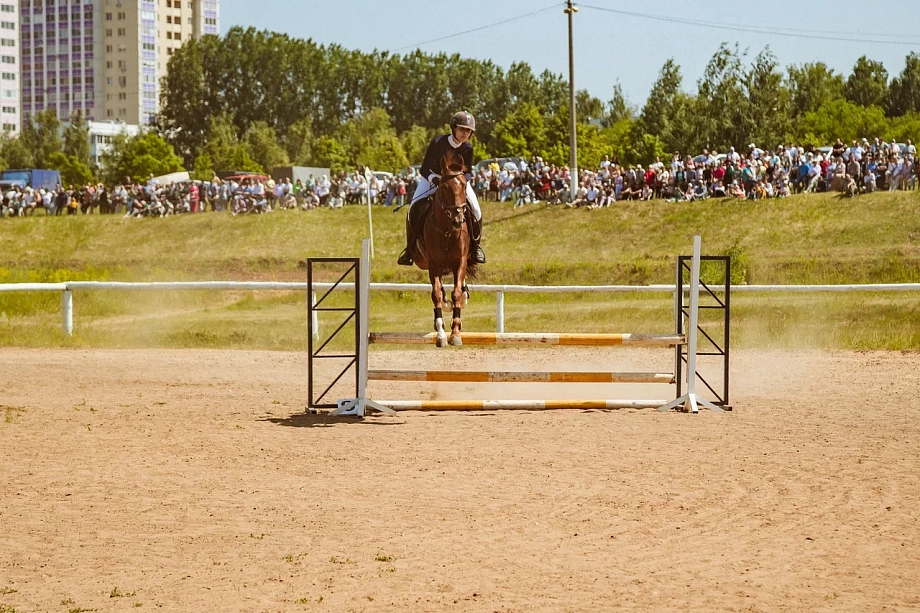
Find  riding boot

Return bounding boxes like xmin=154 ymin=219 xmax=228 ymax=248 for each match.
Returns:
xmin=397 ymin=215 xmax=415 ymax=266
xmin=468 ymin=215 xmax=486 ymax=264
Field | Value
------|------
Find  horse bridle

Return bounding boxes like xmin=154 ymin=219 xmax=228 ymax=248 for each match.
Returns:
xmin=433 ymin=171 xmax=468 ymax=240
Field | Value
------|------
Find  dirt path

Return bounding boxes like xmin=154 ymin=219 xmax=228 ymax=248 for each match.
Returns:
xmin=1 ymin=347 xmax=918 ymax=612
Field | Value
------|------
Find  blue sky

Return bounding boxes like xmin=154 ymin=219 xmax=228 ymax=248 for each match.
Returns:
xmin=222 ymin=0 xmax=920 ymax=108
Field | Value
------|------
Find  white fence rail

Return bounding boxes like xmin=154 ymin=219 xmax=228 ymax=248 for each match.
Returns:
xmin=1 ymin=281 xmax=919 ymax=337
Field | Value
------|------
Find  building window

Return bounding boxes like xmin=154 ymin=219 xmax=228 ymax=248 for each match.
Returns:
xmin=2 ymin=106 xmax=16 ymax=113
xmin=106 ymin=108 xmax=112 ymax=117
xmin=118 ymin=107 xmax=125 ymax=116
xmin=117 ymin=27 xmax=125 ymax=36
xmin=105 ymin=28 xmax=112 ymax=36
xmin=0 ymin=55 xmax=14 ymax=64
xmin=118 ymin=92 xmax=125 ymax=100
xmin=105 ymin=44 xmax=112 ymax=52
xmin=0 ymin=20 xmax=13 ymax=30
xmin=174 ymin=32 xmax=180 ymax=41
xmin=0 ymin=5 xmax=14 ymax=13
xmin=1 ymin=38 xmax=14 ymax=46
xmin=166 ymin=47 xmax=172 ymax=55
xmin=105 ymin=12 xmax=111 ymax=20
xmin=2 ymin=123 xmax=15 ymax=131
xmin=106 ymin=76 xmax=111 ymax=85
xmin=142 ymin=42 xmax=154 ymax=50
xmin=117 ymin=59 xmax=125 ymax=68
xmin=118 ymin=75 xmax=125 ymax=86
xmin=165 ymin=31 xmax=171 ymax=39
xmin=106 ymin=60 xmax=111 ymax=68
xmin=1 ymin=71 xmax=14 ymax=79
xmin=166 ymin=15 xmax=171 ymax=23
xmin=117 ymin=11 xmax=124 ymax=19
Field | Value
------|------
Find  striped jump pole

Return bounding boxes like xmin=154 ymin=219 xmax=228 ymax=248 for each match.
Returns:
xmin=368 ymin=370 xmax=675 ymax=384
xmin=378 ymin=399 xmax=669 ymax=411
xmin=368 ymin=332 xmax=685 ymax=347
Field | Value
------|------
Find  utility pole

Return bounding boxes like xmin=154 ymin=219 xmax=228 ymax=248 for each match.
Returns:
xmin=564 ymin=0 xmax=578 ymax=201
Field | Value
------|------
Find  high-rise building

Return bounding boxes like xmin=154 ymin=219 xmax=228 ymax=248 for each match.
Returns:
xmin=0 ymin=2 xmax=19 ymax=134
xmin=19 ymin=0 xmax=219 ymax=131
xmin=19 ymin=0 xmax=102 ymax=129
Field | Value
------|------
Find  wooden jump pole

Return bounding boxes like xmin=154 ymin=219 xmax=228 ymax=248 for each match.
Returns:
xmin=368 ymin=370 xmax=675 ymax=384
xmin=377 ymin=399 xmax=669 ymax=411
xmin=368 ymin=332 xmax=685 ymax=347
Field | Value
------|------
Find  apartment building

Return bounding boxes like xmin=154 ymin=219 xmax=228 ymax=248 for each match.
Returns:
xmin=1 ymin=2 xmax=19 ymax=133
xmin=19 ymin=0 xmax=219 ymax=130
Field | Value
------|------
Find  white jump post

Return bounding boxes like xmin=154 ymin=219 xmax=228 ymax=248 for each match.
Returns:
xmin=657 ymin=235 xmax=725 ymax=414
xmin=62 ymin=289 xmax=73 ymax=336
xmin=330 ymin=240 xmax=395 ymax=417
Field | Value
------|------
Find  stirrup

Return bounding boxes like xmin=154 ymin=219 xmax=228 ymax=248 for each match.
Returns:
xmin=470 ymin=246 xmax=486 ymax=264
xmin=397 ymin=249 xmax=413 ymax=266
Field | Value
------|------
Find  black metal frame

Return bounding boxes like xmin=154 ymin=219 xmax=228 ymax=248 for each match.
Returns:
xmin=674 ymin=255 xmax=731 ymax=409
xmin=307 ymin=256 xmax=360 ymax=410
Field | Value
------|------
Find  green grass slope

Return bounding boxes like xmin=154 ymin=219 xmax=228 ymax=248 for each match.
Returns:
xmin=1 ymin=191 xmax=919 ymax=350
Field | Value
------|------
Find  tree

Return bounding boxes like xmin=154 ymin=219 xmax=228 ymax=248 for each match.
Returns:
xmin=844 ymin=56 xmax=889 ymax=109
xmin=798 ymin=99 xmax=888 ymax=144
xmin=491 ymin=102 xmax=545 ymax=158
xmin=887 ymin=52 xmax=920 ymax=116
xmin=201 ymin=112 xmax=260 ymax=173
xmin=47 ymin=152 xmax=93 ymax=187
xmin=606 ymin=82 xmax=633 ymax=125
xmin=399 ymin=125 xmax=431 ymax=166
xmin=20 ymin=109 xmax=63 ymax=169
xmin=99 ymin=131 xmax=185 ymax=185
xmin=639 ymin=59 xmax=688 ymax=153
xmin=284 ymin=117 xmax=315 ymax=166
xmin=312 ymin=136 xmax=348 ymax=174
xmin=786 ymin=62 xmax=844 ymax=115
xmin=191 ymin=152 xmax=214 ymax=181
xmin=575 ymin=89 xmax=604 ymax=124
xmin=746 ymin=48 xmax=792 ymax=150
xmin=0 ymin=133 xmax=33 ymax=168
xmin=333 ymin=108 xmax=407 ymax=172
xmin=694 ymin=43 xmax=750 ymax=151
xmin=242 ymin=121 xmax=289 ymax=173
xmin=62 ymin=110 xmax=92 ymax=169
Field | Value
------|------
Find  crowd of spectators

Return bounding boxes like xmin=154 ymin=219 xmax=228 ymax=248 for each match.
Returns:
xmin=467 ymin=137 xmax=920 ymax=208
xmin=2 ymin=137 xmax=918 ymax=218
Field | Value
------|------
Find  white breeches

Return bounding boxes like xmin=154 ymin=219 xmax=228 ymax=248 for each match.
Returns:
xmin=410 ymin=176 xmax=481 ymax=221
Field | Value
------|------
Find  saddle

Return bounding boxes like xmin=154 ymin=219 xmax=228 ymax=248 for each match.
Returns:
xmin=409 ymin=196 xmax=432 ymax=236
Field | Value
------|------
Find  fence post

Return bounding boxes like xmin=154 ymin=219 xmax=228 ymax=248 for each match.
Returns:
xmin=311 ymin=290 xmax=319 ymax=340
xmin=62 ymin=290 xmax=73 ymax=336
xmin=495 ymin=290 xmax=504 ymax=333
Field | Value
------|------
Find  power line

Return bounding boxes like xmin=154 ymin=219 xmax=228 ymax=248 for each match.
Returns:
xmin=390 ymin=3 xmax=561 ymax=53
xmin=579 ymin=3 xmax=920 ymax=47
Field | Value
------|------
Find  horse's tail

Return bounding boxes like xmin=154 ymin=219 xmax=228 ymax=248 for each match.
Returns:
xmin=466 ymin=261 xmax=479 ymax=280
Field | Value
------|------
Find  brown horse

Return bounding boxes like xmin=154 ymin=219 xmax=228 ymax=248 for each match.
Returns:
xmin=409 ymin=149 xmax=479 ymax=346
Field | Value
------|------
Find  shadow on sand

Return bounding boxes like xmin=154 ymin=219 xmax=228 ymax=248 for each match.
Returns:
xmin=260 ymin=411 xmax=404 ymax=428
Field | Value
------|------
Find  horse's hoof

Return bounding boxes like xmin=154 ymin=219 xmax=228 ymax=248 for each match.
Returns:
xmin=436 ymin=335 xmax=448 ymax=348
xmin=449 ymin=335 xmax=463 ymax=346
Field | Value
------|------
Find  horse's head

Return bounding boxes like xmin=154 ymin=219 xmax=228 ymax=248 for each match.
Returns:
xmin=438 ymin=149 xmax=469 ymax=229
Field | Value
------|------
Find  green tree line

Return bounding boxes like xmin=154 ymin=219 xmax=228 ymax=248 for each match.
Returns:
xmin=7 ymin=28 xmax=920 ymax=183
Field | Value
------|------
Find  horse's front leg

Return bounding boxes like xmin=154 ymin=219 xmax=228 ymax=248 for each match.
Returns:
xmin=430 ymin=271 xmax=448 ymax=347
xmin=449 ymin=264 xmax=467 ymax=346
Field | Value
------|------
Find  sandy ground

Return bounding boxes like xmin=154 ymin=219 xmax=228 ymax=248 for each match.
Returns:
xmin=1 ymin=347 xmax=919 ymax=612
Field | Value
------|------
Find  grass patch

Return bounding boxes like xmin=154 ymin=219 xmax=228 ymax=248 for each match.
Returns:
xmin=1 ymin=192 xmax=919 ymax=350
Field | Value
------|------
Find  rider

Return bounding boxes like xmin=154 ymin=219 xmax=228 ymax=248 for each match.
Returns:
xmin=397 ymin=111 xmax=486 ymax=266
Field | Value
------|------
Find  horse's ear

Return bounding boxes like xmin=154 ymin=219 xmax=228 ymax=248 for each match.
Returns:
xmin=440 ymin=152 xmax=451 ymax=175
